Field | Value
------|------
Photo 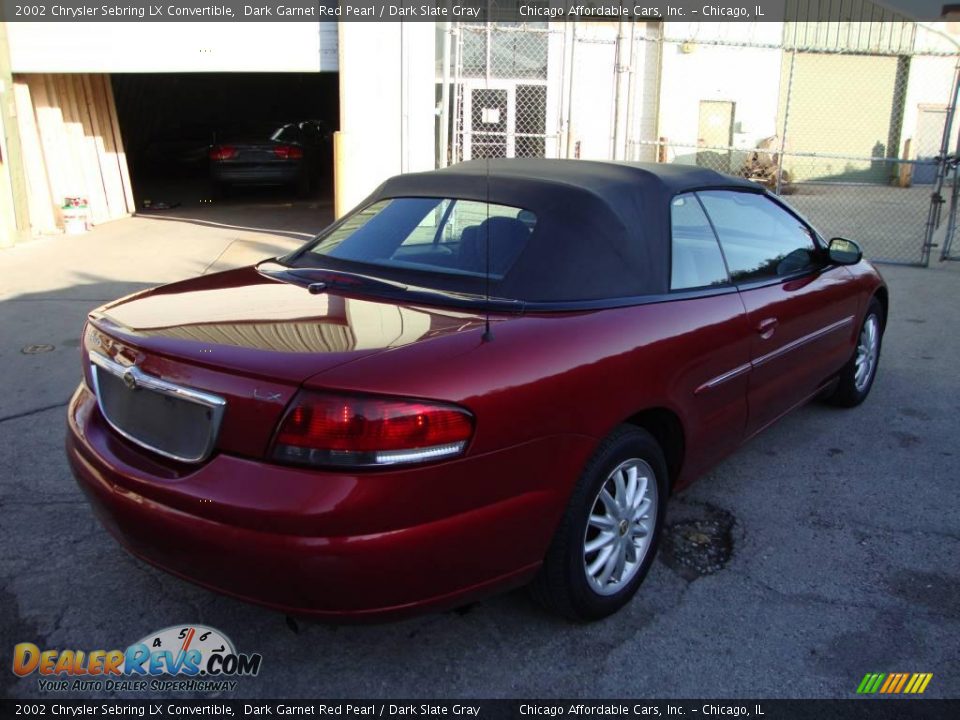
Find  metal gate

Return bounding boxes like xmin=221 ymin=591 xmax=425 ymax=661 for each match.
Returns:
xmin=939 ymin=165 xmax=960 ymax=260
xmin=443 ymin=20 xmax=960 ymax=267
xmin=450 ymin=24 xmax=560 ymax=165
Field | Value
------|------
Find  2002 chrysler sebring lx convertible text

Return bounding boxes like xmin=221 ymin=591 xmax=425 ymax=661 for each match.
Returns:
xmin=67 ymin=160 xmax=887 ymax=621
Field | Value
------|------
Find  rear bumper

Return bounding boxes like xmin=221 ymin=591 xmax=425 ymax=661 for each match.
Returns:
xmin=211 ymin=163 xmax=300 ymax=186
xmin=66 ymin=385 xmax=592 ymax=620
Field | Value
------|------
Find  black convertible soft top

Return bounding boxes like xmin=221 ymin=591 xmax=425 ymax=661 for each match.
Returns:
xmin=362 ymin=159 xmax=757 ymax=303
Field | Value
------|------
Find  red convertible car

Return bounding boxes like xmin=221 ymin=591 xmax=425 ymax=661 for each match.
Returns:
xmin=67 ymin=160 xmax=887 ymax=621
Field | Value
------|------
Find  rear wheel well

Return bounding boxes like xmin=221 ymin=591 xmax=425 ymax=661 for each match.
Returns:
xmin=623 ymin=408 xmax=684 ymax=492
xmin=873 ymin=286 xmax=889 ymax=330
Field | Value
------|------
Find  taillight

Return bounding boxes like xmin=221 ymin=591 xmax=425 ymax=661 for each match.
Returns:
xmin=209 ymin=145 xmax=237 ymax=161
xmin=273 ymin=145 xmax=303 ymax=160
xmin=272 ymin=392 xmax=474 ymax=468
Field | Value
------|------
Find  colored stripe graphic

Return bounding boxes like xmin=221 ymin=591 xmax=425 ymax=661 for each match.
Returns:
xmin=857 ymin=672 xmax=933 ymax=694
xmin=907 ymin=673 xmax=934 ymax=694
xmin=881 ymin=673 xmax=900 ymax=693
xmin=857 ymin=673 xmax=886 ymax=694
xmin=894 ymin=673 xmax=910 ymax=693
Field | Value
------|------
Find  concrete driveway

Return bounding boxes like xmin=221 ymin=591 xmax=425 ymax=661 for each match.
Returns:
xmin=1 ymin=204 xmax=958 ymax=700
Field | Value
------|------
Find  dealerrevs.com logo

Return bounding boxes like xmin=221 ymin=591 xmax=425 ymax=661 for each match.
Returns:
xmin=12 ymin=625 xmax=262 ymax=693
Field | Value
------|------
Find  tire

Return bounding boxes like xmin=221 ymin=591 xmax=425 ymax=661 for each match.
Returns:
xmin=824 ymin=296 xmax=884 ymax=408
xmin=530 ymin=425 xmax=668 ymax=621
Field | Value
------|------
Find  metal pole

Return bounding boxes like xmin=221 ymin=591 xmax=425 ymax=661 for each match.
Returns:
xmin=624 ymin=22 xmax=638 ymax=162
xmin=651 ymin=28 xmax=665 ymax=163
xmin=775 ymin=49 xmax=797 ymax=196
xmin=922 ymin=55 xmax=960 ymax=266
xmin=451 ymin=24 xmax=462 ymax=164
xmin=612 ymin=20 xmax=630 ymax=161
xmin=559 ymin=21 xmax=574 ymax=159
xmin=939 ymin=161 xmax=959 ymax=260
xmin=564 ymin=22 xmax=578 ymax=159
xmin=485 ymin=21 xmax=492 ymax=87
xmin=939 ymin=113 xmax=960 ymax=260
xmin=439 ymin=20 xmax=452 ymax=168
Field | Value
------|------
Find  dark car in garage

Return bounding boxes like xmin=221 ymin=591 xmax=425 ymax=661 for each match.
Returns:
xmin=67 ymin=159 xmax=887 ymax=622
xmin=142 ymin=123 xmax=217 ymax=174
xmin=208 ymin=120 xmax=331 ymax=196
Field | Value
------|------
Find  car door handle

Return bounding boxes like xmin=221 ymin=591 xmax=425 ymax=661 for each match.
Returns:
xmin=756 ymin=318 xmax=778 ymax=340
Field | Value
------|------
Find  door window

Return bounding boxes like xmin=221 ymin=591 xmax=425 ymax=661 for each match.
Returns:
xmin=697 ymin=191 xmax=818 ymax=284
xmin=669 ymin=193 xmax=730 ymax=290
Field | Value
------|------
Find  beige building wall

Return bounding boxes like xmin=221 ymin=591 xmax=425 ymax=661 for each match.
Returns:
xmin=335 ymin=22 xmax=436 ymax=217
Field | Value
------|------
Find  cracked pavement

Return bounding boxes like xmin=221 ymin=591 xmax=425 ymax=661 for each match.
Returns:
xmin=1 ymin=202 xmax=959 ymax=699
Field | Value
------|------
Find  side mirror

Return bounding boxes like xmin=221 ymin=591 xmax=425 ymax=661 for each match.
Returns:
xmin=828 ymin=237 xmax=862 ymax=265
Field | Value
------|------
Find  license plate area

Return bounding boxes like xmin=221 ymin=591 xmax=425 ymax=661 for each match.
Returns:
xmin=90 ymin=352 xmax=226 ymax=464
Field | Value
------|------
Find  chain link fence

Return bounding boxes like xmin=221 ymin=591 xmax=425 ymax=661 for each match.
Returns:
xmin=940 ymin=163 xmax=960 ymax=260
xmin=450 ymin=23 xmax=559 ymax=163
xmin=444 ymin=20 xmax=960 ymax=267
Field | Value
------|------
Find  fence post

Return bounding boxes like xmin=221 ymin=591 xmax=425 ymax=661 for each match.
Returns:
xmin=624 ymin=22 xmax=638 ymax=162
xmin=451 ymin=23 xmax=462 ymax=164
xmin=939 ymin=111 xmax=960 ymax=260
xmin=438 ymin=21 xmax=452 ymax=168
xmin=921 ymin=55 xmax=960 ymax=266
xmin=940 ymin=164 xmax=959 ymax=260
xmin=775 ymin=48 xmax=797 ymax=196
xmin=564 ymin=22 xmax=578 ymax=159
xmin=612 ymin=20 xmax=630 ymax=161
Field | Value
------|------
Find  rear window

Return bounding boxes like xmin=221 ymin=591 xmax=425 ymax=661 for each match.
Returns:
xmin=299 ymin=197 xmax=537 ymax=280
xmin=218 ymin=122 xmax=298 ymax=143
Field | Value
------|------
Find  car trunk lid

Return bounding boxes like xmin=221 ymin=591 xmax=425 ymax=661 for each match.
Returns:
xmin=221 ymin=143 xmax=291 ymax=164
xmin=83 ymin=267 xmax=489 ymax=462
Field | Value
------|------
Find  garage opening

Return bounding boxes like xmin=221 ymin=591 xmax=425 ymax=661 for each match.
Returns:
xmin=112 ymin=72 xmax=339 ymax=214
xmin=9 ymin=71 xmax=339 ymax=238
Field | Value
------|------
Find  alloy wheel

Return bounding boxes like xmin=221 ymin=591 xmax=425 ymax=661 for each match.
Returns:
xmin=854 ymin=314 xmax=880 ymax=392
xmin=583 ymin=458 xmax=658 ymax=596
